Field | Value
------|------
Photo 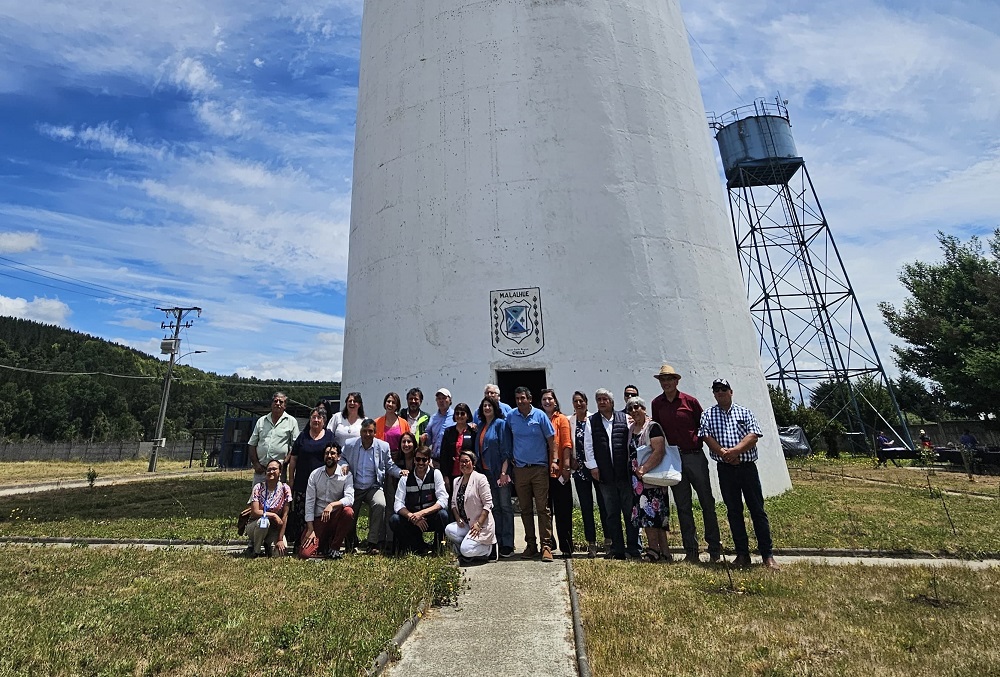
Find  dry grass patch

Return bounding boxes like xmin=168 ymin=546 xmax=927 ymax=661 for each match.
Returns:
xmin=0 ymin=459 xmax=195 ymax=486
xmin=573 ymin=560 xmax=1000 ymax=676
xmin=0 ymin=546 xmax=461 ymax=676
xmin=770 ymin=473 xmax=1000 ymax=555
xmin=788 ymin=457 xmax=1000 ymax=498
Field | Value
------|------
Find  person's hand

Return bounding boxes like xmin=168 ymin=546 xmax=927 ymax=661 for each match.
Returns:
xmin=269 ymin=513 xmax=284 ymax=527
xmin=340 ymin=464 xmax=350 ymax=476
xmin=549 ymin=460 xmax=560 ymax=475
xmin=561 ymin=468 xmax=572 ymax=481
xmin=303 ymin=532 xmax=317 ymax=546
xmin=275 ymin=540 xmax=287 ymax=555
xmin=411 ymin=514 xmax=429 ymax=531
xmin=469 ymin=522 xmax=482 ymax=538
xmin=399 ymin=469 xmax=409 ymax=477
xmin=498 ymin=472 xmax=510 ymax=487
xmin=321 ymin=505 xmax=334 ymax=522
xmin=590 ymin=468 xmax=600 ymax=482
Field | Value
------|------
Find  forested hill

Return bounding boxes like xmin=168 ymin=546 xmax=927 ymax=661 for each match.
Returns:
xmin=0 ymin=316 xmax=338 ymax=442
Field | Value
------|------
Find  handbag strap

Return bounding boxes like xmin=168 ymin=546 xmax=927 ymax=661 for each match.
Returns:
xmin=639 ymin=420 xmax=663 ymax=447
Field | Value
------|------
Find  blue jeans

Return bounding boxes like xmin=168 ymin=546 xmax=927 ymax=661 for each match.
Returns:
xmin=717 ymin=461 xmax=773 ymax=559
xmin=599 ymin=479 xmax=640 ymax=558
xmin=486 ymin=473 xmax=515 ymax=550
xmin=670 ymin=452 xmax=722 ymax=556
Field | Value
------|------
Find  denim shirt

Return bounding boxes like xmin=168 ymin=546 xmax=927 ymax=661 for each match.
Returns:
xmin=476 ymin=417 xmax=512 ymax=483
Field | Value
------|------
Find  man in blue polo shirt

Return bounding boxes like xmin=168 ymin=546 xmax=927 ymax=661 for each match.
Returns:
xmin=505 ymin=386 xmax=557 ymax=562
xmin=423 ymin=388 xmax=455 ymax=463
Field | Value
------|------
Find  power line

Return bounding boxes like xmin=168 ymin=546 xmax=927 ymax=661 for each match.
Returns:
xmin=0 ymin=363 xmax=158 ymax=379
xmin=687 ymin=29 xmax=745 ymax=104
xmin=0 ymin=362 xmax=337 ymax=388
xmin=0 ymin=256 xmax=167 ymax=307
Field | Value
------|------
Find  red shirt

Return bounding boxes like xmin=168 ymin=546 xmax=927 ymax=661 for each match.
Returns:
xmin=650 ymin=390 xmax=704 ymax=450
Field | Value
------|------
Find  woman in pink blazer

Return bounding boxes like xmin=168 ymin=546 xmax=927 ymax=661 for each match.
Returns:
xmin=445 ymin=451 xmax=497 ymax=562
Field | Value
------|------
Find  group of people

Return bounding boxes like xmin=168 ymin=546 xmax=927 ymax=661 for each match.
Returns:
xmin=242 ymin=364 xmax=779 ymax=570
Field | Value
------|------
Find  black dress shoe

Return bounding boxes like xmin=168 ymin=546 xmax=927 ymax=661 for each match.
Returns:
xmin=732 ymin=554 xmax=753 ymax=568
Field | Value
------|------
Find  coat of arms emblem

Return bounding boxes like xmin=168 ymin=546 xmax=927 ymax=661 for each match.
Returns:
xmin=491 ymin=287 xmax=544 ymax=358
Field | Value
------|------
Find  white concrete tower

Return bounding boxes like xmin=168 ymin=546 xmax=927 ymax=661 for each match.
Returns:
xmin=343 ymin=0 xmax=791 ymax=494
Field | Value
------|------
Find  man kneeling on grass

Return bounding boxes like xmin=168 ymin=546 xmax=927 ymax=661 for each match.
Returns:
xmin=389 ymin=447 xmax=450 ymax=555
xmin=299 ymin=444 xmax=355 ymax=560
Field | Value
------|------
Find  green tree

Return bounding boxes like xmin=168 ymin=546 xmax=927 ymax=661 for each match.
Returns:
xmin=879 ymin=230 xmax=1000 ymax=418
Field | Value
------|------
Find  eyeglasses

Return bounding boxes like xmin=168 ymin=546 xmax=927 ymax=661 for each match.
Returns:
xmin=455 ymin=411 xmax=467 ymax=417
xmin=414 ymin=457 xmax=430 ymax=463
xmin=627 ymin=404 xmax=644 ymax=412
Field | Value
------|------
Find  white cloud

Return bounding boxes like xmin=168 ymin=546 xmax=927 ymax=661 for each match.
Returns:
xmin=0 ymin=232 xmax=41 ymax=253
xmin=0 ymin=296 xmax=71 ymax=324
xmin=170 ymin=57 xmax=219 ymax=94
xmin=253 ymin=58 xmax=264 ymax=68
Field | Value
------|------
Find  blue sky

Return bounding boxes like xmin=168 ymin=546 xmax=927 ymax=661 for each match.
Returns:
xmin=1 ymin=0 xmax=998 ymax=381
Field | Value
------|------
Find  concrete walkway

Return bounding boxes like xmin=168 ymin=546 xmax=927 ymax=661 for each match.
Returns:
xmin=385 ymin=558 xmax=577 ymax=677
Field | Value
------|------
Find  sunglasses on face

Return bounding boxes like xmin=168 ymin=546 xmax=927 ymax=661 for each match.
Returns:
xmin=627 ymin=405 xmax=643 ymax=411
xmin=414 ymin=457 xmax=430 ymax=463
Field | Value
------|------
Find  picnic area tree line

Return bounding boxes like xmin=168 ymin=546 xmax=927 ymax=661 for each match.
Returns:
xmin=0 ymin=317 xmax=338 ymax=442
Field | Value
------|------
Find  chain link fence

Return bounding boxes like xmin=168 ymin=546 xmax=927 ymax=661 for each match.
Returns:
xmin=0 ymin=440 xmax=194 ymax=463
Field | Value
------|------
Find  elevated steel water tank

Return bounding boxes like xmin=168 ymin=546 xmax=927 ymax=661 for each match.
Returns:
xmin=711 ymin=100 xmax=803 ymax=188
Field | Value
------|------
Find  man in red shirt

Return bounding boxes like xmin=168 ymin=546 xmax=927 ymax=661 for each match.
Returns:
xmin=650 ymin=363 xmax=722 ymax=563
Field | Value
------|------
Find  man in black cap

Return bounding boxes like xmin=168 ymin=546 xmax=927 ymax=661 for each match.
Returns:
xmin=698 ymin=378 xmax=778 ymax=570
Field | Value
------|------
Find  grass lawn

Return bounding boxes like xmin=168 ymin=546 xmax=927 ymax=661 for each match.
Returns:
xmin=0 ymin=547 xmax=460 ymax=676
xmin=0 ymin=459 xmax=197 ymax=486
xmin=573 ymin=560 xmax=1000 ymax=677
xmin=0 ymin=475 xmax=385 ymax=544
xmin=571 ymin=469 xmax=1000 ymax=557
xmin=0 ymin=476 xmax=250 ymax=541
xmin=787 ymin=455 xmax=1000 ymax=498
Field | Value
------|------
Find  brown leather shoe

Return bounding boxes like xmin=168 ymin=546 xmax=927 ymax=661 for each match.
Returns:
xmin=763 ymin=557 xmax=781 ymax=571
xmin=541 ymin=546 xmax=554 ymax=562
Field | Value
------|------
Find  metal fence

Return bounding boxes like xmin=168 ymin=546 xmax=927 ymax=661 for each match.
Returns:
xmin=0 ymin=440 xmax=194 ymax=463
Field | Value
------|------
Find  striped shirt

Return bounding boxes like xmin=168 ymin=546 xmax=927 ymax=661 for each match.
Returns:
xmin=698 ymin=403 xmax=763 ymax=463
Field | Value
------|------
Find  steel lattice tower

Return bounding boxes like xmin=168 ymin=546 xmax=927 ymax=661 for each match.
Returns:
xmin=709 ymin=98 xmax=912 ymax=452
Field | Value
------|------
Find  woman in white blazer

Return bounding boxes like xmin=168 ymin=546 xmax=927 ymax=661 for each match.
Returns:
xmin=445 ymin=451 xmax=497 ymax=562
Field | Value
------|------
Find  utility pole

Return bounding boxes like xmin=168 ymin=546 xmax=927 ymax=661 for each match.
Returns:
xmin=148 ymin=306 xmax=202 ymax=472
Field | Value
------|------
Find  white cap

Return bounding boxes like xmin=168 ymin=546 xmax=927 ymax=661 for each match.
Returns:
xmin=436 ymin=388 xmax=452 ymax=398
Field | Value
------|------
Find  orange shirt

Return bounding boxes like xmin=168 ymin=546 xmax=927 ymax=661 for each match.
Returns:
xmin=550 ymin=412 xmax=572 ymax=467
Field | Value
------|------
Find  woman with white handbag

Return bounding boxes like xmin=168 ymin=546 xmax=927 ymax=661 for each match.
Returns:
xmin=625 ymin=397 xmax=672 ymax=562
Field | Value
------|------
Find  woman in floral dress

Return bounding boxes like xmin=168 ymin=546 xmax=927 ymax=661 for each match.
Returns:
xmin=625 ymin=396 xmax=672 ymax=562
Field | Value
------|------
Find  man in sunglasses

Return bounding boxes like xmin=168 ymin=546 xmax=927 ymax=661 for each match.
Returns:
xmin=699 ymin=379 xmax=779 ymax=570
xmin=248 ymin=392 xmax=300 ymax=486
xmin=389 ymin=449 xmax=450 ymax=554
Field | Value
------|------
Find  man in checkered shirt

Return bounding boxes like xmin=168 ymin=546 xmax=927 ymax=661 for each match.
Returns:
xmin=698 ymin=378 xmax=779 ymax=570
